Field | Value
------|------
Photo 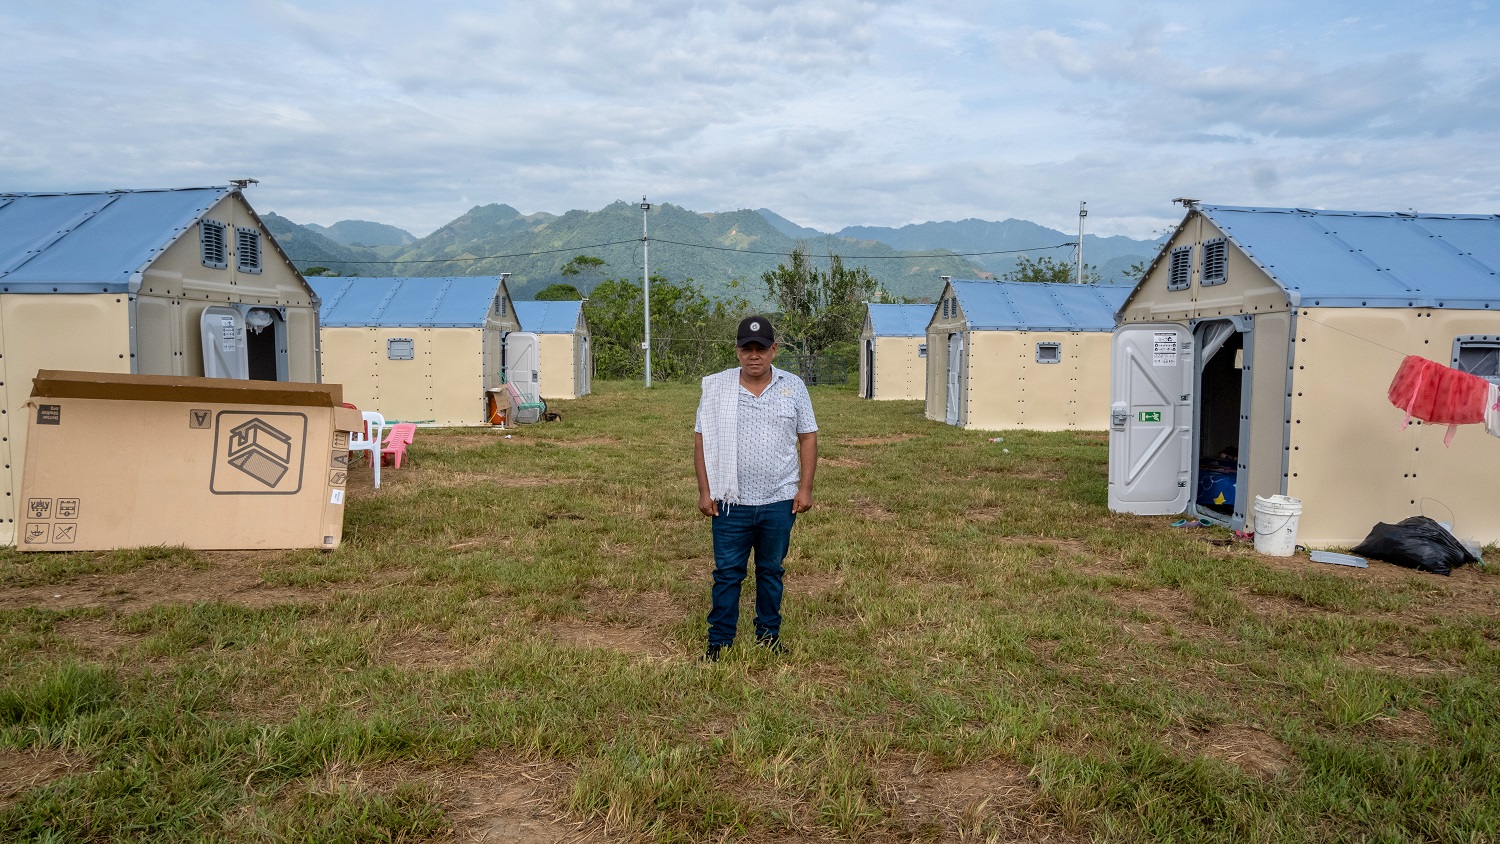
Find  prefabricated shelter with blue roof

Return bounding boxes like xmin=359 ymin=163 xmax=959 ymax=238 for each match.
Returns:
xmin=310 ymin=277 xmax=521 ymax=426
xmin=859 ymin=303 xmax=933 ymax=400
xmin=0 ymin=185 xmax=321 ymax=546
xmin=1111 ymin=204 xmax=1500 ymax=547
xmin=926 ymin=280 xmax=1131 ymax=430
xmin=513 ymin=300 xmax=592 ymax=399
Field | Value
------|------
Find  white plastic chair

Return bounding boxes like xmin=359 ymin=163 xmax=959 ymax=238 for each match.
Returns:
xmin=348 ymin=411 xmax=386 ymax=488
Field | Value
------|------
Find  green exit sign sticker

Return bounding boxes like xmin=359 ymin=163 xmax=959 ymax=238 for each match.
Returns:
xmin=1137 ymin=411 xmax=1163 ymax=422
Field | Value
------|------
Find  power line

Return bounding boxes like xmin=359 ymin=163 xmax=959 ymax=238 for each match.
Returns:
xmin=645 ymin=238 xmax=1078 ymax=260
xmin=287 ymin=238 xmax=1076 ymax=267
xmin=286 ymin=238 xmax=641 ymax=265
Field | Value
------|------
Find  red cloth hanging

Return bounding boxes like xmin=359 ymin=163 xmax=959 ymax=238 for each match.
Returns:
xmin=1387 ymin=356 xmax=1490 ymax=445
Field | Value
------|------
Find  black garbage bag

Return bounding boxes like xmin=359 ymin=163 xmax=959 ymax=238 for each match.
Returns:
xmin=1350 ymin=516 xmax=1479 ymax=576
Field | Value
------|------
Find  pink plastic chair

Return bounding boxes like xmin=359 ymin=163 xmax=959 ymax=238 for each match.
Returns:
xmin=380 ymin=423 xmax=417 ymax=468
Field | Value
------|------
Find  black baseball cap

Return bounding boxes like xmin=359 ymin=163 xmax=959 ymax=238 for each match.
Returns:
xmin=737 ymin=316 xmax=775 ymax=348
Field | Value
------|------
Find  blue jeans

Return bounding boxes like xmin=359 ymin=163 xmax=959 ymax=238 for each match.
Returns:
xmin=707 ymin=499 xmax=796 ymax=647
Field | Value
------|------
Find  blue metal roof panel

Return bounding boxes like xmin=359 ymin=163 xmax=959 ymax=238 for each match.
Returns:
xmin=513 ymin=300 xmax=583 ymax=334
xmin=307 ymin=277 xmax=355 ymax=320
xmin=428 ymin=277 xmax=504 ymax=325
xmin=313 ymin=277 xmax=503 ymax=327
xmin=0 ymin=187 xmax=228 ymax=292
xmin=1201 ymin=206 xmax=1500 ymax=308
xmin=315 ymin=278 xmax=401 ymax=325
xmin=867 ymin=303 xmax=934 ymax=336
xmin=951 ymin=280 xmax=1130 ymax=331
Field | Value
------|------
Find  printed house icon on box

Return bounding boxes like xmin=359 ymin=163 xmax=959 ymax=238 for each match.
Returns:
xmin=226 ymin=418 xmax=294 ymax=487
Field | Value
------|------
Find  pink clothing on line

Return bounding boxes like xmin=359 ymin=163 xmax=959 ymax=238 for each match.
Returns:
xmin=1387 ymin=355 xmax=1490 ymax=446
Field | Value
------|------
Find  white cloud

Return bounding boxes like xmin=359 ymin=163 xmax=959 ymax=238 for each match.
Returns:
xmin=0 ymin=0 xmax=1496 ymax=240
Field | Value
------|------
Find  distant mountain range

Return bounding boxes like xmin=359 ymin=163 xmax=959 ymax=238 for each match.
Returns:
xmin=303 ymin=219 xmax=416 ymax=248
xmin=263 ymin=201 xmax=1163 ymax=304
xmin=758 ymin=210 xmax=1159 ymax=281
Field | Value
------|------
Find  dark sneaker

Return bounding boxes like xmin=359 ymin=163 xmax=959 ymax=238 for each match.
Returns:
xmin=703 ymin=644 xmax=726 ymax=662
xmin=756 ymin=635 xmax=788 ymax=655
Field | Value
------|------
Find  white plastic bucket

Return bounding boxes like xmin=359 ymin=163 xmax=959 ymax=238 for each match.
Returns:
xmin=1253 ymin=495 xmax=1302 ymax=556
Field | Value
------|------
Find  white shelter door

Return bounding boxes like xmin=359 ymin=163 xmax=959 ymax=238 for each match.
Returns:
xmin=945 ymin=333 xmax=962 ymax=425
xmin=201 ymin=306 xmax=248 ymax=379
xmin=1108 ymin=324 xmax=1193 ymax=514
xmin=505 ymin=332 xmax=540 ymax=397
xmin=581 ymin=336 xmax=592 ymax=396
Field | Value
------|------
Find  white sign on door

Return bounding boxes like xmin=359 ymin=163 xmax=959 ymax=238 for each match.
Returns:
xmin=1152 ymin=331 xmax=1178 ymax=366
xmin=219 ymin=316 xmax=238 ymax=352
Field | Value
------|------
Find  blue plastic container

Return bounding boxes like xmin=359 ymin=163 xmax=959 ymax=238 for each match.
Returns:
xmin=1196 ymin=468 xmax=1236 ymax=509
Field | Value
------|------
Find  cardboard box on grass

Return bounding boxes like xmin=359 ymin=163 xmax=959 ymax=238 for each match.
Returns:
xmin=19 ymin=370 xmax=364 ymax=551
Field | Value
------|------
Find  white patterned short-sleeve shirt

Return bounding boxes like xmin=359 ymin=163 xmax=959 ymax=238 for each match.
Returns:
xmin=695 ymin=367 xmax=817 ymax=505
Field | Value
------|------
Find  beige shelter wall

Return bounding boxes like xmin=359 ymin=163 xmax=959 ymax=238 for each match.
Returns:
xmin=318 ymin=328 xmax=380 ymax=411
xmin=320 ymin=327 xmax=488 ymax=425
xmin=0 ymin=293 xmax=131 ymax=545
xmin=494 ymin=284 xmax=521 ymax=334
xmin=924 ymin=331 xmax=947 ymax=419
xmin=134 ymin=295 xmax=182 ymax=375
xmin=962 ymin=331 xmax=1112 ymax=431
xmin=537 ymin=333 xmax=578 ymax=399
xmin=490 ymin=311 xmax=520 ymax=335
xmin=1241 ymin=311 xmax=1293 ymax=519
xmin=421 ymin=328 xmax=487 ymax=425
xmin=1286 ymin=307 xmax=1500 ymax=546
xmin=135 ymin=193 xmax=319 ymax=379
xmin=1119 ymin=214 xmax=1289 ymax=323
xmin=872 ymin=336 xmax=924 ymax=400
xmin=482 ymin=327 xmax=503 ymax=391
xmin=283 ymin=308 xmax=319 ymax=382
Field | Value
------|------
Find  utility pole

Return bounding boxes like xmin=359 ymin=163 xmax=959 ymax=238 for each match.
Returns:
xmin=641 ymin=197 xmax=652 ymax=388
xmin=1076 ymin=201 xmax=1087 ymax=284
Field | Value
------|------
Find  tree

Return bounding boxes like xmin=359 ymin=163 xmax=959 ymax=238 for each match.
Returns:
xmin=534 ymin=283 xmax=583 ymax=301
xmin=762 ymin=246 xmax=878 ymax=380
xmin=583 ymin=275 xmax=748 ymax=381
xmin=303 ymin=266 xmax=337 ymax=277
xmin=1003 ymin=255 xmax=1101 ymax=285
xmin=558 ymin=254 xmax=608 ymax=294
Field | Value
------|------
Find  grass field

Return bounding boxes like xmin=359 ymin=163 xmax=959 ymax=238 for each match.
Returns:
xmin=2 ymin=380 xmax=1498 ymax=843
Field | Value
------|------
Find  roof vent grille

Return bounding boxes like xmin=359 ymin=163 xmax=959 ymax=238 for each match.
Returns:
xmin=201 ymin=220 xmax=227 ymax=269
xmin=1167 ymin=246 xmax=1192 ymax=291
xmin=1201 ymin=238 xmax=1228 ymax=286
xmin=236 ymin=227 xmax=262 ymax=274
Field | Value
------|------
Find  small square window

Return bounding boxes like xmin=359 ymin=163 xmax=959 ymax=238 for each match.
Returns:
xmin=1167 ymin=246 xmax=1192 ymax=291
xmin=387 ymin=338 xmax=415 ymax=360
xmin=1201 ymin=238 xmax=1227 ymax=286
xmin=236 ymin=227 xmax=262 ymax=274
xmin=1453 ymin=335 xmax=1500 ymax=384
xmin=201 ymin=220 xmax=227 ymax=269
xmin=918 ymin=343 xmax=928 ymax=358
xmin=1036 ymin=342 xmax=1062 ymax=364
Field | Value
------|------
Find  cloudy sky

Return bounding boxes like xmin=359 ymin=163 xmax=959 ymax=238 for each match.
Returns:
xmin=3 ymin=0 xmax=1496 ymax=238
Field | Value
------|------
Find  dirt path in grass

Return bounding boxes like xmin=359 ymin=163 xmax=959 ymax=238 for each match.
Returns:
xmin=0 ymin=548 xmax=343 ymax=612
xmin=0 ymin=747 xmax=90 ymax=812
xmin=874 ymin=753 xmax=1087 ymax=843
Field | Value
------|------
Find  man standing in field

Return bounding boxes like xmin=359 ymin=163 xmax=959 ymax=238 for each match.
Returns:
xmin=693 ymin=316 xmax=818 ymax=662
